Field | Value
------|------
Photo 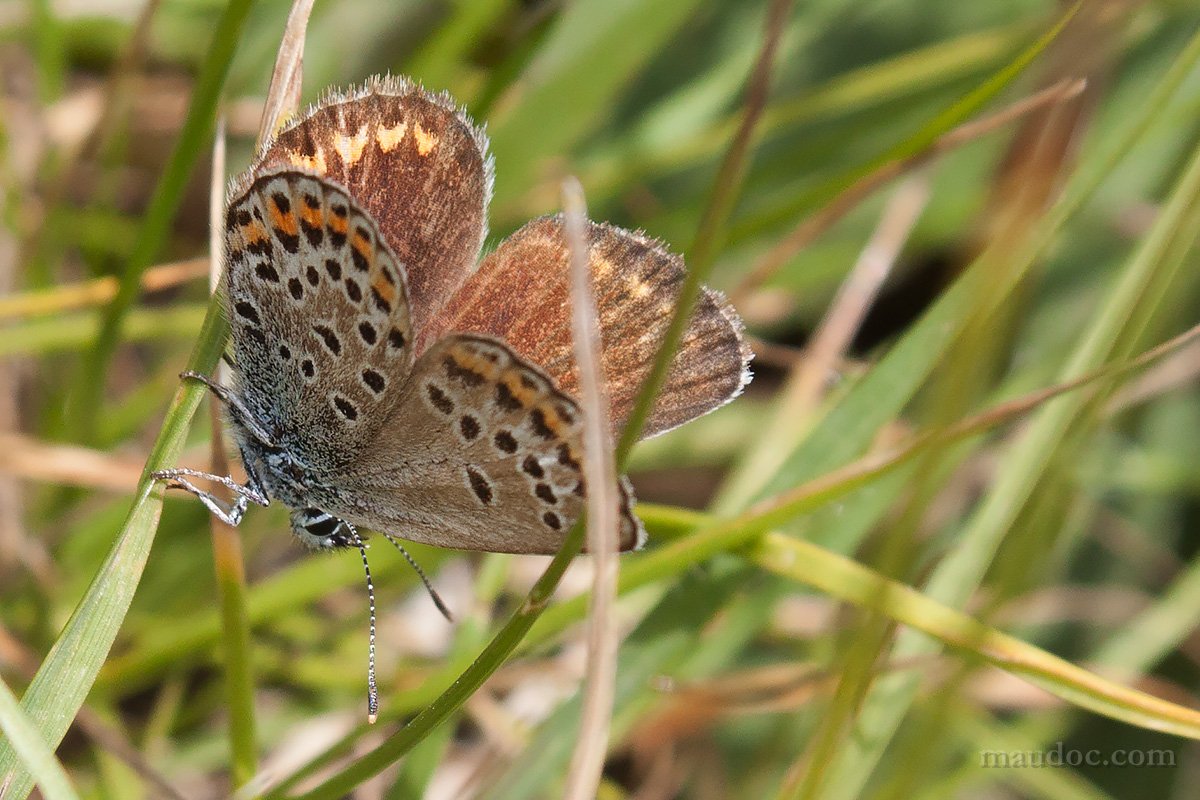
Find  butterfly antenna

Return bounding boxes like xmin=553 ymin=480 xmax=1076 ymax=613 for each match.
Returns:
xmin=348 ymin=524 xmax=379 ymax=724
xmin=381 ymin=534 xmax=454 ymax=623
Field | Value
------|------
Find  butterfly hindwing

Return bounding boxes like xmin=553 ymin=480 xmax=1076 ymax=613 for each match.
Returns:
xmin=332 ymin=334 xmax=645 ymax=554
xmin=421 ymin=216 xmax=751 ymax=439
xmin=223 ymin=168 xmax=414 ymax=472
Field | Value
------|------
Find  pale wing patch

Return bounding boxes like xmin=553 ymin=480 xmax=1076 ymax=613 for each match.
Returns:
xmin=333 ymin=125 xmax=371 ymax=166
xmin=376 ymin=122 xmax=408 ymax=152
xmin=413 ymin=121 xmax=438 ymax=155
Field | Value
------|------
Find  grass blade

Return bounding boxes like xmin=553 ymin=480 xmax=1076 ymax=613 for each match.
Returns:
xmin=0 ymin=675 xmax=80 ymax=800
xmin=751 ymin=533 xmax=1200 ymax=740
xmin=0 ymin=300 xmax=229 ymax=800
xmin=819 ymin=41 xmax=1200 ymax=798
xmin=65 ymin=0 xmax=254 ymax=443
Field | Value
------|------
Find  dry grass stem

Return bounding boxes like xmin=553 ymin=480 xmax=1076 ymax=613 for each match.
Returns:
xmin=721 ymin=174 xmax=929 ymax=507
xmin=788 ymin=174 xmax=930 ymax=415
xmin=0 ymin=257 xmax=207 ymax=321
xmin=742 ymin=321 xmax=1200 ymax=526
xmin=257 ymin=0 xmax=316 ymax=149
xmin=1106 ymin=332 xmax=1200 ymax=412
xmin=0 ymin=625 xmax=193 ymax=800
xmin=0 ymin=433 xmax=144 ymax=491
xmin=561 ymin=176 xmax=622 ymax=800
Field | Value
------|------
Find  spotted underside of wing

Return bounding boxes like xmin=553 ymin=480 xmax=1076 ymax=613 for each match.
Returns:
xmin=334 ymin=335 xmax=645 ymax=554
xmin=223 ymin=168 xmax=414 ymax=472
xmin=419 ymin=216 xmax=752 ymax=440
xmin=253 ymin=76 xmax=492 ymax=332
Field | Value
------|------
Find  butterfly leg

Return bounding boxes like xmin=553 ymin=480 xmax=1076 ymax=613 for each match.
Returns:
xmin=179 ymin=370 xmax=277 ymax=448
xmin=152 ymin=467 xmax=269 ymax=526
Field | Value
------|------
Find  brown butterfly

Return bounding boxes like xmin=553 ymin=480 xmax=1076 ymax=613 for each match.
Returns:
xmin=155 ymin=76 xmax=751 ymax=719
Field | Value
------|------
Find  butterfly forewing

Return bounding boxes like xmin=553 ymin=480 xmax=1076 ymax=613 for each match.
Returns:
xmin=331 ymin=334 xmax=644 ymax=554
xmin=256 ymin=76 xmax=492 ymax=331
xmin=224 ymin=169 xmax=414 ymax=471
xmin=421 ymin=216 xmax=752 ymax=439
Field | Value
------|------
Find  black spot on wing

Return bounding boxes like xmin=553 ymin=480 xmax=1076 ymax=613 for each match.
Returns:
xmin=358 ymin=321 xmax=377 ymax=345
xmin=312 ymin=324 xmax=342 ymax=356
xmin=234 ymin=301 xmax=260 ymax=324
xmin=522 ymin=455 xmax=544 ymax=479
xmin=493 ymin=430 xmax=517 ymax=453
xmin=255 ymin=262 xmax=280 ymax=283
xmin=426 ymin=384 xmax=453 ymax=414
xmin=333 ymin=395 xmax=358 ymax=421
xmin=361 ymin=369 xmax=385 ymax=394
xmin=465 ymin=466 xmax=493 ymax=505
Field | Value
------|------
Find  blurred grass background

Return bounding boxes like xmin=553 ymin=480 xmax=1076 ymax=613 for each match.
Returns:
xmin=3 ymin=0 xmax=1200 ymax=798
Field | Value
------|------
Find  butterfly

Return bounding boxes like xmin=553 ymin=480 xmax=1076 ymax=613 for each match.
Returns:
xmin=155 ymin=76 xmax=752 ymax=719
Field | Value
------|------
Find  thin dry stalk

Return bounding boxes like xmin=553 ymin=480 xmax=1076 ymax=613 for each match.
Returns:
xmin=741 ymin=320 xmax=1200 ymax=526
xmin=561 ymin=177 xmax=622 ymax=800
xmin=0 ymin=433 xmax=144 ymax=491
xmin=206 ymin=118 xmax=235 ymax=515
xmin=0 ymin=257 xmax=207 ymax=321
xmin=730 ymin=78 xmax=1087 ymax=306
xmin=205 ymin=117 xmax=241 ymax=544
xmin=205 ymin=116 xmax=259 ymax=787
xmin=256 ymin=0 xmax=315 ymax=149
xmin=0 ymin=68 xmax=26 ymax=570
xmin=788 ymin=174 xmax=930 ymax=415
xmin=720 ymin=175 xmax=929 ymax=508
xmin=1106 ymin=333 xmax=1200 ymax=412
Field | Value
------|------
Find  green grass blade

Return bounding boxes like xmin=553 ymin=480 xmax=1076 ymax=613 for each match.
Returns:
xmin=0 ymin=305 xmax=206 ymax=356
xmin=405 ymin=0 xmax=511 ymax=91
xmin=265 ymin=524 xmax=587 ymax=800
xmin=617 ymin=0 xmax=791 ymax=459
xmin=717 ymin=3 xmax=1080 ymax=513
xmin=0 ymin=301 xmax=228 ymax=800
xmin=64 ymin=0 xmax=253 ymax=443
xmin=0 ymin=676 xmax=80 ymax=800
xmin=487 ymin=0 xmax=705 ymax=211
xmin=819 ymin=35 xmax=1200 ymax=797
xmin=753 ymin=533 xmax=1200 ymax=740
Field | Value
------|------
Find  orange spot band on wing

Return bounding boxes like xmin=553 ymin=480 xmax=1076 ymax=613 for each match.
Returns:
xmin=371 ymin=275 xmax=396 ymax=303
xmin=501 ymin=370 xmax=539 ymax=407
xmin=351 ymin=237 xmax=374 ymax=270
xmin=328 ymin=214 xmax=349 ymax=235
xmin=268 ymin=202 xmax=298 ymax=237
xmin=449 ymin=346 xmax=502 ymax=382
xmin=535 ymin=402 xmax=569 ymax=438
xmin=242 ymin=221 xmax=269 ymax=244
xmin=376 ymin=122 xmax=408 ymax=152
xmin=299 ymin=203 xmax=323 ymax=230
xmin=413 ymin=122 xmax=438 ymax=156
xmin=335 ymin=127 xmax=370 ymax=166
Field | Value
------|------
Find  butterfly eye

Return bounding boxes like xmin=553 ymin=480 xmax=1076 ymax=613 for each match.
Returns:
xmin=287 ymin=462 xmax=306 ymax=483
